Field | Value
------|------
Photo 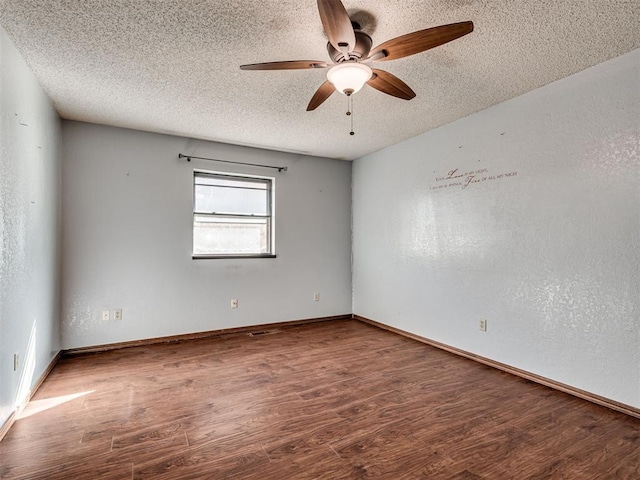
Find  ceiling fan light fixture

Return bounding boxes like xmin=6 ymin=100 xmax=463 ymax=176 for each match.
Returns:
xmin=326 ymin=62 xmax=372 ymax=96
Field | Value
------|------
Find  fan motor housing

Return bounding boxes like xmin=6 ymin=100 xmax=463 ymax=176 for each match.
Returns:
xmin=327 ymin=30 xmax=373 ymax=62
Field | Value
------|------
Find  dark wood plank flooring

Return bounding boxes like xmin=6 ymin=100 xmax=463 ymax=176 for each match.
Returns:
xmin=0 ymin=320 xmax=638 ymax=479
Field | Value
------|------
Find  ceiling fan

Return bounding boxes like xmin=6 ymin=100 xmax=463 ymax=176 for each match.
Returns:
xmin=240 ymin=0 xmax=473 ymax=113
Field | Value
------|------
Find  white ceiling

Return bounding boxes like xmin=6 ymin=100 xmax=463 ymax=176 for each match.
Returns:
xmin=1 ymin=1 xmax=638 ymax=160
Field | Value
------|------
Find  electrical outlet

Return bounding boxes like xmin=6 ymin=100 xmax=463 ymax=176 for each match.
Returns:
xmin=13 ymin=353 xmax=19 ymax=371
xmin=114 ymin=309 xmax=122 ymax=321
xmin=231 ymin=299 xmax=238 ymax=309
xmin=479 ymin=319 xmax=487 ymax=332
xmin=102 ymin=310 xmax=110 ymax=321
xmin=314 ymin=293 xmax=320 ymax=302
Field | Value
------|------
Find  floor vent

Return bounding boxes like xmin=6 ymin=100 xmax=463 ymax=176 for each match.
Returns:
xmin=248 ymin=329 xmax=280 ymax=337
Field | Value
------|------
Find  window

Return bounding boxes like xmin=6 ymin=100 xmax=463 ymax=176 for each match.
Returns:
xmin=193 ymin=171 xmax=275 ymax=258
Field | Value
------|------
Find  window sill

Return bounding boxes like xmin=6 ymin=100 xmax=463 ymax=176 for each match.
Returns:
xmin=192 ymin=254 xmax=277 ymax=260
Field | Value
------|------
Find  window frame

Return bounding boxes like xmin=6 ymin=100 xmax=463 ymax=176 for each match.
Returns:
xmin=192 ymin=169 xmax=276 ymax=259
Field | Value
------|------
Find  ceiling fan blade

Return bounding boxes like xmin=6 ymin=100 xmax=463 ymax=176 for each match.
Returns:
xmin=240 ymin=60 xmax=329 ymax=70
xmin=307 ymin=81 xmax=336 ymax=111
xmin=367 ymin=69 xmax=416 ymax=100
xmin=317 ymin=0 xmax=356 ymax=53
xmin=369 ymin=21 xmax=473 ymax=61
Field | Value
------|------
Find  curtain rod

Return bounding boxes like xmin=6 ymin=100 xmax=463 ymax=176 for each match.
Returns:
xmin=178 ymin=153 xmax=287 ymax=172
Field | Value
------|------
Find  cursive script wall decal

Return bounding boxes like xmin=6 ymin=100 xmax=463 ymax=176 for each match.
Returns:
xmin=430 ymin=168 xmax=518 ymax=191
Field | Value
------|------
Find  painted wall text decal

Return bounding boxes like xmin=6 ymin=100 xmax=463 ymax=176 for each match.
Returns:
xmin=430 ymin=168 xmax=518 ymax=191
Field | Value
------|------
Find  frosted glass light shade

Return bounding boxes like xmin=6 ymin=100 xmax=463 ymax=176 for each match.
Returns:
xmin=326 ymin=63 xmax=372 ymax=95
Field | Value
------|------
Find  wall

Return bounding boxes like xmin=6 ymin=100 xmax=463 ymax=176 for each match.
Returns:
xmin=352 ymin=50 xmax=639 ymax=408
xmin=0 ymin=27 xmax=61 ymax=427
xmin=61 ymin=122 xmax=352 ymax=349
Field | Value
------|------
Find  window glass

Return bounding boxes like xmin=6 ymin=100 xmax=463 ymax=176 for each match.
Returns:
xmin=193 ymin=172 xmax=274 ymax=257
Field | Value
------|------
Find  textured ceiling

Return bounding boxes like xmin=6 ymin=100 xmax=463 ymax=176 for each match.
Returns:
xmin=1 ymin=1 xmax=638 ymax=160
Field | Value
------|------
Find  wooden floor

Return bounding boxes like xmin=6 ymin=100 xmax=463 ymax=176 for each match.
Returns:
xmin=1 ymin=320 xmax=638 ymax=479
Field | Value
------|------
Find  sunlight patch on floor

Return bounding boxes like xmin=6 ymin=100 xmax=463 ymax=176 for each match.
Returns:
xmin=17 ymin=390 xmax=94 ymax=420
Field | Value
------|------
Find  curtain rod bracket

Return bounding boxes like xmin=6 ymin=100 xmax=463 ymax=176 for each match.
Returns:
xmin=178 ymin=153 xmax=287 ymax=172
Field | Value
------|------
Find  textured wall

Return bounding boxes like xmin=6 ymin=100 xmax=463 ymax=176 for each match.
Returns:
xmin=352 ymin=50 xmax=639 ymax=408
xmin=0 ymin=28 xmax=61 ymax=426
xmin=61 ymin=122 xmax=352 ymax=349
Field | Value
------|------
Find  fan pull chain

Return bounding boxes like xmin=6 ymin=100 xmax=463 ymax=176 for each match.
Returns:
xmin=346 ymin=95 xmax=355 ymax=136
